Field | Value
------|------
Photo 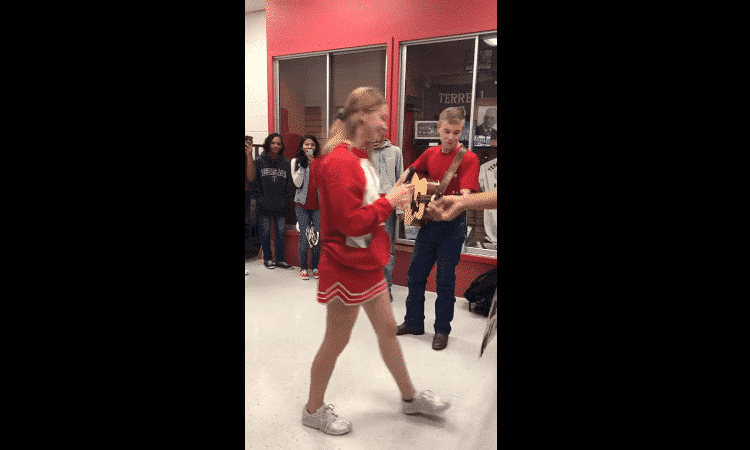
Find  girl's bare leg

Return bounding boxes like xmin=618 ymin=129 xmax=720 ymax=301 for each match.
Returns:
xmin=306 ymin=298 xmax=360 ymax=413
xmin=361 ymin=291 xmax=416 ymax=401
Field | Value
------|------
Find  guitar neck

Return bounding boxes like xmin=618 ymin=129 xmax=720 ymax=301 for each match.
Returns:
xmin=414 ymin=193 xmax=457 ymax=204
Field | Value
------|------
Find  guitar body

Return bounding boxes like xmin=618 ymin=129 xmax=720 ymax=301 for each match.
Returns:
xmin=403 ymin=171 xmax=441 ymax=226
xmin=402 ymin=147 xmax=467 ymax=228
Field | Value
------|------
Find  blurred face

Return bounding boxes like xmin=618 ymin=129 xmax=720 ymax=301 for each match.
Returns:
xmin=483 ymin=110 xmax=497 ymax=128
xmin=270 ymin=136 xmax=283 ymax=154
xmin=362 ymin=104 xmax=388 ymax=143
xmin=245 ymin=137 xmax=253 ymax=147
xmin=374 ymin=132 xmax=385 ymax=148
xmin=302 ymin=139 xmax=316 ymax=156
xmin=438 ymin=121 xmax=463 ymax=152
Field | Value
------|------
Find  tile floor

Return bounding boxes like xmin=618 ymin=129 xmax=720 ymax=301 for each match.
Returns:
xmin=245 ymin=256 xmax=497 ymax=449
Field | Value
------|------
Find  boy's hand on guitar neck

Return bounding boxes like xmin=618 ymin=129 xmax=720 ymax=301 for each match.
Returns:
xmin=425 ymin=194 xmax=465 ymax=221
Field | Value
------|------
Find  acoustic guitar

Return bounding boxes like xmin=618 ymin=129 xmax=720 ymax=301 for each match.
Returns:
xmin=402 ymin=168 xmax=457 ymax=226
xmin=401 ymin=147 xmax=467 ymax=227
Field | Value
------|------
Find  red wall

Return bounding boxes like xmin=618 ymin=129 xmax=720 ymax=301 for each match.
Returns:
xmin=265 ymin=0 xmax=498 ymax=292
xmin=266 ymin=0 xmax=497 ymax=149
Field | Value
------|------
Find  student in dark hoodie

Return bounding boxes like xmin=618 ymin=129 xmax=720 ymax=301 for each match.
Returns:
xmin=253 ymin=133 xmax=294 ymax=269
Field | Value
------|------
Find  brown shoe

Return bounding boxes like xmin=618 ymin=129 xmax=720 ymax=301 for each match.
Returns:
xmin=432 ymin=333 xmax=449 ymax=350
xmin=396 ymin=323 xmax=425 ymax=336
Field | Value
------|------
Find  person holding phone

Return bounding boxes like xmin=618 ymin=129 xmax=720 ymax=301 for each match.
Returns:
xmin=246 ymin=135 xmax=257 ymax=268
xmin=291 ymin=135 xmax=322 ymax=280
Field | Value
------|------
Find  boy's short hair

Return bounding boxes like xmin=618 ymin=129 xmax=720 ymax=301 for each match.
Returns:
xmin=438 ymin=107 xmax=466 ymax=127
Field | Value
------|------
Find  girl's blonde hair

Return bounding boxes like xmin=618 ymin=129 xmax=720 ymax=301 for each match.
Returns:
xmin=323 ymin=86 xmax=387 ymax=155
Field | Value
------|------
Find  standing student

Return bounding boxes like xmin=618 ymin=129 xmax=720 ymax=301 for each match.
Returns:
xmin=246 ymin=135 xmax=255 ymax=275
xmin=252 ymin=133 xmax=294 ymax=269
xmin=396 ymin=107 xmax=480 ymax=351
xmin=302 ymin=87 xmax=451 ymax=436
xmin=370 ymin=135 xmax=404 ymax=302
xmin=291 ymin=135 xmax=321 ymax=280
xmin=246 ymin=135 xmax=256 ymax=254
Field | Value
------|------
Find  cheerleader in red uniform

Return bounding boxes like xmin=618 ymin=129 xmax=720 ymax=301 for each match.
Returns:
xmin=301 ymin=87 xmax=451 ymax=436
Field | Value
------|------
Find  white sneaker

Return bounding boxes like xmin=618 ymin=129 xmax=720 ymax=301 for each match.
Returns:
xmin=302 ymin=404 xmax=352 ymax=435
xmin=402 ymin=390 xmax=451 ymax=416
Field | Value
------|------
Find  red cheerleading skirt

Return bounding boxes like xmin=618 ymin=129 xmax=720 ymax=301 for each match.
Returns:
xmin=316 ymin=253 xmax=388 ymax=306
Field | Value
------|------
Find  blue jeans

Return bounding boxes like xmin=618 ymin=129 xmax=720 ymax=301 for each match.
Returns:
xmin=245 ymin=191 xmax=259 ymax=256
xmin=259 ymin=214 xmax=286 ymax=263
xmin=295 ymin=205 xmax=320 ymax=271
xmin=383 ymin=211 xmax=397 ymax=292
xmin=403 ymin=213 xmax=467 ymax=335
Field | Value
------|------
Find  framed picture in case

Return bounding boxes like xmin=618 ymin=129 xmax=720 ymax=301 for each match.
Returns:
xmin=414 ymin=121 xmax=439 ymax=139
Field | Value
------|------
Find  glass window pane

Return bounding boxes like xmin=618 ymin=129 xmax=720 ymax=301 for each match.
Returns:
xmin=398 ymin=38 xmax=477 ymax=242
xmin=276 ymin=49 xmax=387 ymax=229
xmin=329 ymin=50 xmax=386 ymax=127
xmin=278 ymin=55 xmax=328 ymax=154
xmin=468 ymin=33 xmax=497 ymax=254
xmin=277 ymin=55 xmax=327 ymax=227
xmin=402 ymin=38 xmax=476 ymax=170
xmin=398 ymin=34 xmax=497 ymax=258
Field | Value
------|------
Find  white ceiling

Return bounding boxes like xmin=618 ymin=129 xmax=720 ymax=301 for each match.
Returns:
xmin=245 ymin=0 xmax=265 ymax=13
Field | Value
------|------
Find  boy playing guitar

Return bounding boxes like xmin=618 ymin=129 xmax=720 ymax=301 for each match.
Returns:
xmin=396 ymin=107 xmax=480 ymax=351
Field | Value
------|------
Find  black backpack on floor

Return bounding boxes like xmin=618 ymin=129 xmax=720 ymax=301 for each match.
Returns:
xmin=464 ymin=267 xmax=497 ymax=316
